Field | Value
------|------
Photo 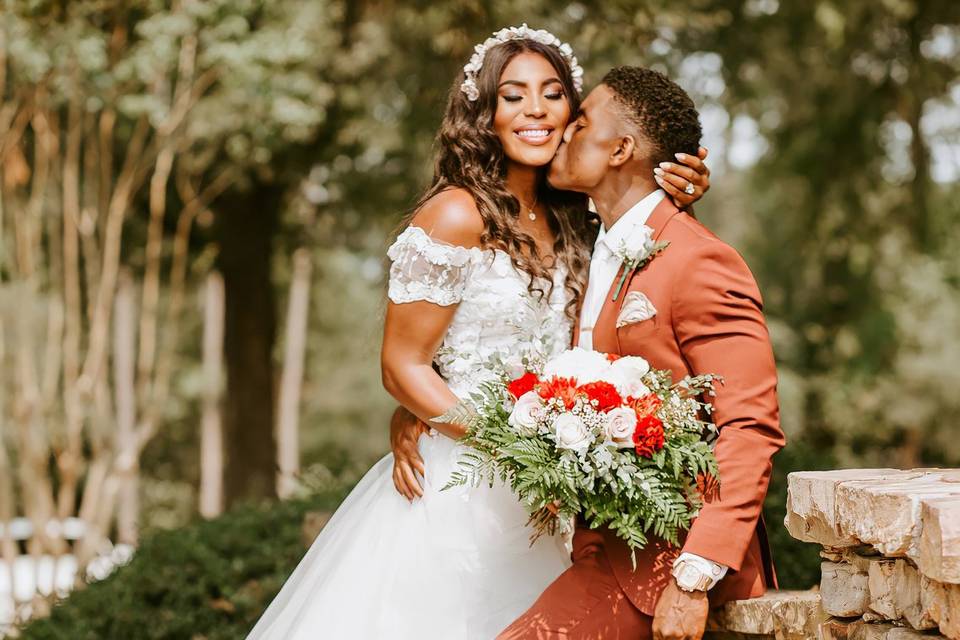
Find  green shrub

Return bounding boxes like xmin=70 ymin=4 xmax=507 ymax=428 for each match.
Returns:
xmin=18 ymin=490 xmax=348 ymax=640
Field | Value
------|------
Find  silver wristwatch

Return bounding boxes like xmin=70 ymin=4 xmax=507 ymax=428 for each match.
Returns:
xmin=672 ymin=559 xmax=712 ymax=592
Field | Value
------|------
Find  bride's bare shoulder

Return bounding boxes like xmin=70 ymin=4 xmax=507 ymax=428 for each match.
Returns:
xmin=409 ymin=188 xmax=484 ymax=249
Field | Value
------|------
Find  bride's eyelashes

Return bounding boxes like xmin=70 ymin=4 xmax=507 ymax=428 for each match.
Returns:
xmin=500 ymin=90 xmax=566 ymax=103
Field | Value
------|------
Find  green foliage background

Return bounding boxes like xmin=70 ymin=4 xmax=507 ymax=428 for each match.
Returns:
xmin=5 ymin=0 xmax=960 ymax=632
xmin=18 ymin=490 xmax=351 ymax=640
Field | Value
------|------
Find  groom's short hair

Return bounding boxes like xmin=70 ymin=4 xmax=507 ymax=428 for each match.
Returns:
xmin=602 ymin=66 xmax=701 ymax=166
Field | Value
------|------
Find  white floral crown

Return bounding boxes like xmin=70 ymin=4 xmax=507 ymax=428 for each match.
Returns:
xmin=459 ymin=24 xmax=584 ymax=102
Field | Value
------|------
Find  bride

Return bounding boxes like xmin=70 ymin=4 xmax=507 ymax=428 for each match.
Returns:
xmin=247 ymin=25 xmax=707 ymax=639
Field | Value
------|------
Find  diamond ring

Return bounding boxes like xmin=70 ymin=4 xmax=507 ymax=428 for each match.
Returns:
xmin=684 ymin=182 xmax=696 ymax=195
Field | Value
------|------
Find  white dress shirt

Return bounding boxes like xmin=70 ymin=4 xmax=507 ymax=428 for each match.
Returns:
xmin=577 ymin=188 xmax=729 ymax=589
xmin=577 ymin=189 xmax=665 ymax=350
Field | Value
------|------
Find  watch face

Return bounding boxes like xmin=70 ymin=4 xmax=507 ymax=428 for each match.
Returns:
xmin=678 ymin=564 xmax=699 ymax=587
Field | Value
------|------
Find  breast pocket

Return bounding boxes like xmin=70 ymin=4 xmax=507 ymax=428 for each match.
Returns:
xmin=617 ymin=315 xmax=659 ymax=342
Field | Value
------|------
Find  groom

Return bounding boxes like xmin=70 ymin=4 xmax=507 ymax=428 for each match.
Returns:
xmin=497 ymin=67 xmax=785 ymax=639
xmin=390 ymin=66 xmax=784 ymax=639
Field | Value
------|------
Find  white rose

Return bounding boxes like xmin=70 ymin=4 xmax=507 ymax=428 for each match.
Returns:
xmin=611 ymin=355 xmax=650 ymax=378
xmin=508 ymin=391 xmax=542 ymax=436
xmin=554 ymin=413 xmax=592 ymax=455
xmin=542 ymin=347 xmax=611 ymax=383
xmin=607 ymin=371 xmax=650 ymax=400
xmin=620 ymin=224 xmax=656 ymax=258
xmin=608 ymin=356 xmax=651 ymax=398
xmin=604 ymin=407 xmax=637 ymax=448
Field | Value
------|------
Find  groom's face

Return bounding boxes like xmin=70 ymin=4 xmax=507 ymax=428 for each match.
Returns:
xmin=548 ymin=85 xmax=625 ymax=193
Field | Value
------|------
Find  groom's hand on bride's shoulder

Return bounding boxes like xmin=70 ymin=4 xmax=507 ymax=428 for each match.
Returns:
xmin=651 ymin=579 xmax=709 ymax=640
xmin=654 ymin=146 xmax=711 ymax=211
xmin=389 ymin=407 xmax=428 ymax=501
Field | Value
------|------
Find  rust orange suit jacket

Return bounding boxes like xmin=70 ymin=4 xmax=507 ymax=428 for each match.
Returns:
xmin=572 ymin=198 xmax=785 ymax=616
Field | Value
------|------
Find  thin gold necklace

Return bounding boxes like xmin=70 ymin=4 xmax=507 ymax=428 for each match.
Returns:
xmin=518 ymin=193 xmax=539 ymax=221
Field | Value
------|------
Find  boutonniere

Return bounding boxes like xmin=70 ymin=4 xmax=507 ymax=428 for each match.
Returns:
xmin=611 ymin=225 xmax=669 ymax=302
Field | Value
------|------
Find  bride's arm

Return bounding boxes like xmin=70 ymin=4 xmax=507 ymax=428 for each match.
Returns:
xmin=381 ymin=300 xmax=465 ymax=440
xmin=381 ymin=189 xmax=483 ymax=441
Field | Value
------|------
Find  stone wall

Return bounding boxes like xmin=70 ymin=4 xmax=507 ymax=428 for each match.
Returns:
xmin=706 ymin=590 xmax=824 ymax=639
xmin=702 ymin=468 xmax=960 ymax=639
xmin=783 ymin=468 xmax=960 ymax=639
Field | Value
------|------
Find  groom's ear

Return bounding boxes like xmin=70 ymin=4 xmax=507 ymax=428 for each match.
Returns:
xmin=609 ymin=134 xmax=637 ymax=168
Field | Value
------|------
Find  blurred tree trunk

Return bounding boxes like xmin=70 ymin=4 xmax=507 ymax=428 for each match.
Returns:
xmin=216 ymin=184 xmax=281 ymax=505
xmin=113 ymin=270 xmax=138 ymax=545
xmin=276 ymin=248 xmax=312 ymax=498
xmin=199 ymin=272 xmax=225 ymax=518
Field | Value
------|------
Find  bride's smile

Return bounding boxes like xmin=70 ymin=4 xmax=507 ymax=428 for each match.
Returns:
xmin=514 ymin=125 xmax=555 ymax=145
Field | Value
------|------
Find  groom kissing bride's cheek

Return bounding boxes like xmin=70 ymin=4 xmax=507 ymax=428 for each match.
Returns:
xmin=494 ymin=68 xmax=785 ymax=640
xmin=247 ymin=23 xmax=781 ymax=640
xmin=390 ymin=67 xmax=785 ymax=639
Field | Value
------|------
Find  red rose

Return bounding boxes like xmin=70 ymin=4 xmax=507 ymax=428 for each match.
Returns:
xmin=605 ymin=353 xmax=621 ymax=362
xmin=507 ymin=372 xmax=540 ymax=399
xmin=578 ymin=381 xmax=623 ymax=412
xmin=538 ymin=376 xmax=580 ymax=410
xmin=633 ymin=414 xmax=665 ymax=458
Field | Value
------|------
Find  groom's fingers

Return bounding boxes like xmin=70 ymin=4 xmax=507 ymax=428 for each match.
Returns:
xmin=401 ymin=443 xmax=426 ymax=483
xmin=393 ymin=464 xmax=413 ymax=500
xmin=396 ymin=463 xmax=413 ymax=499
xmin=392 ymin=459 xmax=423 ymax=500
xmin=399 ymin=460 xmax=424 ymax=498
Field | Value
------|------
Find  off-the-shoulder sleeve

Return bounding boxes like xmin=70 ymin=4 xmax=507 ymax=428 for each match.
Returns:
xmin=386 ymin=226 xmax=474 ymax=306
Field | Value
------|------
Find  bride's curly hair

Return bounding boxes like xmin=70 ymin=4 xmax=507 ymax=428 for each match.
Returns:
xmin=404 ymin=39 xmax=593 ymax=319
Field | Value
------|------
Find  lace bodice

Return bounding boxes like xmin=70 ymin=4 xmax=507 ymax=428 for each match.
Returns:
xmin=387 ymin=226 xmax=573 ymax=397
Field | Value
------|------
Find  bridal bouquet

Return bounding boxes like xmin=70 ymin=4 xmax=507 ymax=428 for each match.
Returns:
xmin=439 ymin=347 xmax=720 ymax=558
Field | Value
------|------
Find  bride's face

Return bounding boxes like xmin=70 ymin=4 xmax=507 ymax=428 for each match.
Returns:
xmin=493 ymin=52 xmax=572 ymax=169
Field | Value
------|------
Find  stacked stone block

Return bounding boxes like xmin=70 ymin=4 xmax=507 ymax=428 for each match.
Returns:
xmin=785 ymin=468 xmax=960 ymax=639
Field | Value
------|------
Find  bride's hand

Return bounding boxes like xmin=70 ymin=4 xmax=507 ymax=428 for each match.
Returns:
xmin=390 ymin=406 xmax=428 ymax=501
xmin=654 ymin=146 xmax=711 ymax=209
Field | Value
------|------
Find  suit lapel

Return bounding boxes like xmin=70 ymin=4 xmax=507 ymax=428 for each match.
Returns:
xmin=645 ymin=197 xmax=682 ymax=242
xmin=590 ymin=198 xmax=681 ymax=354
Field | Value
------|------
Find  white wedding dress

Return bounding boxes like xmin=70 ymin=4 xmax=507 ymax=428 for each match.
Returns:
xmin=247 ymin=226 xmax=574 ymax=640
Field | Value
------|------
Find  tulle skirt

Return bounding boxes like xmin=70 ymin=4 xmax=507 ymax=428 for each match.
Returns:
xmin=246 ymin=432 xmax=571 ymax=639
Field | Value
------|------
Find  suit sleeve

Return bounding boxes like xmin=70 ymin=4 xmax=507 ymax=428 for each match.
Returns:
xmin=671 ymin=240 xmax=785 ymax=571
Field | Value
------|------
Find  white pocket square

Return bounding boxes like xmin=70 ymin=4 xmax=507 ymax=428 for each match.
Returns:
xmin=617 ymin=291 xmax=657 ymax=328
